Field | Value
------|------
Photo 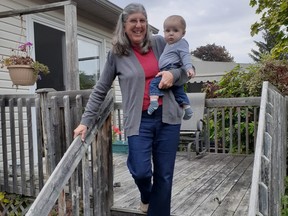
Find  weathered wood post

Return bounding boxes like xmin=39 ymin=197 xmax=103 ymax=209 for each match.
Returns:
xmin=64 ymin=2 xmax=79 ymax=90
xmin=91 ymin=114 xmax=114 ymax=215
xmin=36 ymin=88 xmax=56 ymax=176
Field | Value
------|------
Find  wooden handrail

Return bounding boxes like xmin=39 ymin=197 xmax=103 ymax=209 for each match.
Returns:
xmin=26 ymin=90 xmax=114 ymax=216
xmin=248 ymin=82 xmax=269 ymax=216
xmin=248 ymin=82 xmax=287 ymax=216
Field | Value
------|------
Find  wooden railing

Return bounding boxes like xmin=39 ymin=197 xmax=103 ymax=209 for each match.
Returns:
xmin=0 ymin=89 xmax=114 ymax=215
xmin=205 ymin=97 xmax=261 ymax=154
xmin=37 ymin=88 xmax=93 ymax=174
xmin=0 ymin=92 xmax=261 ymax=199
xmin=248 ymin=82 xmax=287 ymax=216
xmin=26 ymin=89 xmax=114 ymax=215
xmin=1 ymin=83 xmax=287 ymax=215
xmin=0 ymin=94 xmax=44 ymax=197
xmin=114 ymin=97 xmax=261 ymax=155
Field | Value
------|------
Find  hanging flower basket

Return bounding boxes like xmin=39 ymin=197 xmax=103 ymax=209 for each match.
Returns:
xmin=0 ymin=17 xmax=49 ymax=88
xmin=8 ymin=65 xmax=37 ymax=86
xmin=1 ymin=42 xmax=50 ymax=88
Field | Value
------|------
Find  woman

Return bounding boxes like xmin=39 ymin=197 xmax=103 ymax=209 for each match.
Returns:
xmin=74 ymin=3 xmax=189 ymax=216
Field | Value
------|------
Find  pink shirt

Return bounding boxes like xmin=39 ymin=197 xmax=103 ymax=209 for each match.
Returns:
xmin=133 ymin=47 xmax=163 ymax=111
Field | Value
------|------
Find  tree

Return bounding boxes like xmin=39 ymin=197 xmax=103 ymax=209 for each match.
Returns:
xmin=191 ymin=43 xmax=234 ymax=62
xmin=250 ymin=0 xmax=288 ymax=58
xmin=79 ymin=71 xmax=95 ymax=89
xmin=249 ymin=30 xmax=278 ymax=62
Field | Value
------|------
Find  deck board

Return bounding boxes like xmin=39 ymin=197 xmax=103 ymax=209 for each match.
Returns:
xmin=113 ymin=153 xmax=254 ymax=216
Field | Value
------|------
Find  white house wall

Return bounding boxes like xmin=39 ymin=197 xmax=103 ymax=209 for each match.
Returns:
xmin=0 ymin=0 xmax=121 ymax=174
xmin=0 ymin=2 xmax=32 ymax=94
xmin=0 ymin=0 xmax=116 ymax=91
xmin=0 ymin=0 xmax=119 ymax=107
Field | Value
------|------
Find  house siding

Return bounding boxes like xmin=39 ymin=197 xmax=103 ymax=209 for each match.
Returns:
xmin=0 ymin=0 xmax=116 ymax=92
xmin=0 ymin=2 xmax=31 ymax=93
xmin=0 ymin=0 xmax=120 ymax=172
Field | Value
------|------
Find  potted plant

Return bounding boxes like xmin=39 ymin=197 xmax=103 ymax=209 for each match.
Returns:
xmin=1 ymin=42 xmax=50 ymax=87
xmin=112 ymin=126 xmax=128 ymax=154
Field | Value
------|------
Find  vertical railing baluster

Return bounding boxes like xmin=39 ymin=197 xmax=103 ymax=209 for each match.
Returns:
xmin=17 ymin=98 xmax=26 ymax=194
xmin=229 ymin=107 xmax=233 ymax=153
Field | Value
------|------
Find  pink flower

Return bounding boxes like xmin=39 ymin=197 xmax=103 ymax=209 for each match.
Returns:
xmin=18 ymin=42 xmax=33 ymax=52
xmin=112 ymin=126 xmax=121 ymax=135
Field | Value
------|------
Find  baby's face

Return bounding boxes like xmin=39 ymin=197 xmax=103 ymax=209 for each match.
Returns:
xmin=163 ymin=23 xmax=185 ymax=45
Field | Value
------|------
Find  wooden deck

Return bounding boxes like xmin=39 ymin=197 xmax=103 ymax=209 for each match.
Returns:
xmin=112 ymin=152 xmax=254 ymax=216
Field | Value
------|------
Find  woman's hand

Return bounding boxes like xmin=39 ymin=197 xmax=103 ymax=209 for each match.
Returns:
xmin=156 ymin=71 xmax=174 ymax=89
xmin=73 ymin=124 xmax=88 ymax=141
xmin=187 ymin=68 xmax=196 ymax=78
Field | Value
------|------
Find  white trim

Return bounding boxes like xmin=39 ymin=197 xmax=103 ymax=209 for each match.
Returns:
xmin=77 ymin=32 xmax=105 ymax=79
xmin=101 ymin=38 xmax=107 ymax=73
xmin=26 ymin=13 xmax=107 ymax=85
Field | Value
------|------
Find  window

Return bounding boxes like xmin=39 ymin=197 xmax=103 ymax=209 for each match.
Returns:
xmin=78 ymin=38 xmax=101 ymax=89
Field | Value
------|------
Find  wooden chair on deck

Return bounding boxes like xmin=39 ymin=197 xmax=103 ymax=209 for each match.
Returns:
xmin=180 ymin=93 xmax=207 ymax=159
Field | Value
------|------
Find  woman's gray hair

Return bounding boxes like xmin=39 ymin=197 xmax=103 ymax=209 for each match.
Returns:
xmin=112 ymin=3 xmax=152 ymax=56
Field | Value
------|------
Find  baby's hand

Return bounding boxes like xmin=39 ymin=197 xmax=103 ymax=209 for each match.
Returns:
xmin=187 ymin=68 xmax=196 ymax=78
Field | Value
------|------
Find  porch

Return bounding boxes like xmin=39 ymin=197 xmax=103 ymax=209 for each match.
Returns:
xmin=0 ymin=82 xmax=287 ymax=215
xmin=0 ymin=152 xmax=253 ymax=216
xmin=112 ymin=153 xmax=253 ymax=216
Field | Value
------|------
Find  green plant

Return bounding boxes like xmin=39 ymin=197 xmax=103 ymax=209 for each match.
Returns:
xmin=202 ymin=64 xmax=261 ymax=153
xmin=282 ymin=176 xmax=288 ymax=215
xmin=0 ymin=192 xmax=32 ymax=215
xmin=202 ymin=55 xmax=288 ymax=153
xmin=247 ymin=55 xmax=288 ymax=96
xmin=79 ymin=71 xmax=96 ymax=89
xmin=206 ymin=107 xmax=256 ymax=154
xmin=202 ymin=64 xmax=255 ymax=99
xmin=1 ymin=42 xmax=50 ymax=80
xmin=0 ymin=192 xmax=10 ymax=204
xmin=201 ymin=81 xmax=221 ymax=98
xmin=31 ymin=61 xmax=50 ymax=78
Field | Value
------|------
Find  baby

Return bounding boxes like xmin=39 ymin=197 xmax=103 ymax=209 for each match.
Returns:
xmin=148 ymin=15 xmax=195 ymax=120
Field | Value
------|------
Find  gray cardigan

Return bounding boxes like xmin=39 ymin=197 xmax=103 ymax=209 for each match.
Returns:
xmin=80 ymin=35 xmax=189 ymax=137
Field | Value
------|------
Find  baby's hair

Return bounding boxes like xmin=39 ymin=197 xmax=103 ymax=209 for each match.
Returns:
xmin=164 ymin=15 xmax=186 ymax=30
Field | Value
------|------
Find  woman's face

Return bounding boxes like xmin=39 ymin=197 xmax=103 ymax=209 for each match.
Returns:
xmin=124 ymin=12 xmax=147 ymax=47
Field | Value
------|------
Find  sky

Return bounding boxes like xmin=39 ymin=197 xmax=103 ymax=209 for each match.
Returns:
xmin=109 ymin=0 xmax=263 ymax=63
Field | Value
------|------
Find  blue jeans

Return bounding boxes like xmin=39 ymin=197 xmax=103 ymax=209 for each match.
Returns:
xmin=149 ymin=76 xmax=190 ymax=106
xmin=127 ymin=107 xmax=181 ymax=216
